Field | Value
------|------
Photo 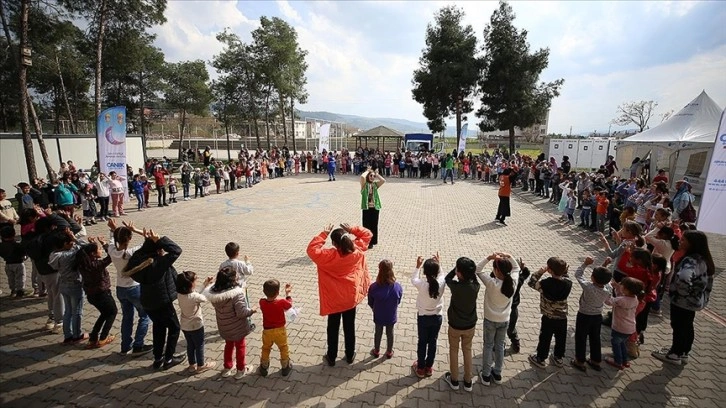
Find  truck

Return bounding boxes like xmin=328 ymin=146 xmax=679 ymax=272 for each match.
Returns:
xmin=403 ymin=133 xmax=435 ymax=153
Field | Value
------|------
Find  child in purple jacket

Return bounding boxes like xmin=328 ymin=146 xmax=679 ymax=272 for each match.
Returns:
xmin=368 ymin=260 xmax=403 ymax=359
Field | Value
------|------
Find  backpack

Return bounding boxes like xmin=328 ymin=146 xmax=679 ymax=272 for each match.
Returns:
xmin=679 ymin=198 xmax=697 ymax=223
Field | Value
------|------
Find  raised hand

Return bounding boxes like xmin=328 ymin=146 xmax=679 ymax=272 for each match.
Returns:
xmin=517 ymin=257 xmax=525 ymax=269
xmin=285 ymin=283 xmax=292 ymax=295
xmin=97 ymin=236 xmax=107 ymax=246
xmin=203 ymin=276 xmax=214 ymax=286
xmin=324 ymin=224 xmax=334 ymax=234
xmin=107 ymin=218 xmax=117 ymax=231
xmin=584 ymin=256 xmax=594 ymax=266
xmin=339 ymin=223 xmax=352 ymax=233
xmin=602 ymin=257 xmax=613 ymax=267
xmin=146 ymin=229 xmax=160 ymax=242
xmin=244 ymin=255 xmax=249 ymax=263
xmin=416 ymin=256 xmax=424 ymax=269
xmin=432 ymin=251 xmax=440 ymax=264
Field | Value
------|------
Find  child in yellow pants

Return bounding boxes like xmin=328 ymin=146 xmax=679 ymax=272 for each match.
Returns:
xmin=259 ymin=280 xmax=293 ymax=376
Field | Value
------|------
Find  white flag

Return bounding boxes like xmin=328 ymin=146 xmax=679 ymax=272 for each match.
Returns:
xmin=457 ymin=123 xmax=469 ymax=154
xmin=319 ymin=123 xmax=331 ymax=151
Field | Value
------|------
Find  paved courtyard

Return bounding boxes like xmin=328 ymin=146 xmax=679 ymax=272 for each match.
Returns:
xmin=1 ymin=173 xmax=725 ymax=408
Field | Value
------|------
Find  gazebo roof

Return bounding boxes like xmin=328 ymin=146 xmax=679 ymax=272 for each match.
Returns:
xmin=356 ymin=125 xmax=404 ymax=138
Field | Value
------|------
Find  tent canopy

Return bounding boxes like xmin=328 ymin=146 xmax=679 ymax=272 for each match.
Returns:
xmin=356 ymin=125 xmax=404 ymax=138
xmin=623 ymin=90 xmax=721 ymax=145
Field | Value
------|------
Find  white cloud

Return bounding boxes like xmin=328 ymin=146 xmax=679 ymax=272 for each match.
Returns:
xmin=644 ymin=0 xmax=700 ymax=17
xmin=276 ymin=0 xmax=302 ymax=24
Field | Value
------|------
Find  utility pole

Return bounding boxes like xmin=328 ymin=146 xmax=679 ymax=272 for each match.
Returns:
xmin=456 ymin=94 xmax=462 ymax=148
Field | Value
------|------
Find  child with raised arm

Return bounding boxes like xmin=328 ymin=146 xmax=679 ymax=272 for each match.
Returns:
xmin=177 ymin=271 xmax=216 ymax=373
xmin=367 ymin=260 xmax=403 ymax=359
xmin=476 ymin=252 xmax=520 ymax=386
xmin=76 ymin=237 xmax=117 ymax=349
xmin=219 ymin=242 xmax=254 ymax=287
xmin=443 ymin=257 xmax=480 ymax=392
xmin=605 ymin=277 xmax=644 ymax=370
xmin=259 ymin=280 xmax=293 ymax=377
xmin=571 ymin=257 xmax=613 ymax=372
xmin=507 ymin=258 xmax=530 ymax=353
xmin=411 ymin=254 xmax=446 ymax=378
xmin=528 ymin=257 xmax=572 ymax=368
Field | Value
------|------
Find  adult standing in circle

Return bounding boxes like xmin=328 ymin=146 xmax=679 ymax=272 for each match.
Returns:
xmin=652 ymin=230 xmax=714 ymax=365
xmin=307 ymin=223 xmax=372 ymax=366
xmin=360 ymin=167 xmax=386 ymax=249
xmin=203 ymin=146 xmax=212 ymax=167
xmin=495 ymin=168 xmax=513 ymax=226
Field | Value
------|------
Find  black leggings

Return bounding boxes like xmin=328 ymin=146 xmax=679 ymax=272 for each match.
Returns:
xmin=146 ymin=303 xmax=181 ymax=362
xmin=362 ymin=209 xmax=380 ymax=247
xmin=157 ymin=186 xmax=167 ymax=205
xmin=87 ymin=290 xmax=118 ymax=342
xmin=327 ymin=307 xmax=356 ymax=361
xmin=97 ymin=196 xmax=109 ymax=218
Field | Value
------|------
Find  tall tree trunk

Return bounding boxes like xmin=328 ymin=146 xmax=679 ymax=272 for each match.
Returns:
xmin=28 ymin=95 xmax=57 ymax=182
xmin=290 ymin=96 xmax=296 ymax=152
xmin=138 ymin=71 xmax=147 ymax=161
xmin=455 ymin=94 xmax=462 ymax=152
xmin=508 ymin=127 xmax=515 ymax=155
xmin=55 ymin=51 xmax=76 ymax=133
xmin=94 ymin=0 xmax=109 ymax=163
xmin=18 ymin=0 xmax=36 ymax=180
xmin=0 ymin=0 xmax=11 ymax=46
xmin=253 ymin=115 xmax=260 ymax=150
xmin=178 ymin=108 xmax=186 ymax=160
xmin=280 ymin=93 xmax=287 ymax=146
xmin=264 ymin=90 xmax=271 ymax=150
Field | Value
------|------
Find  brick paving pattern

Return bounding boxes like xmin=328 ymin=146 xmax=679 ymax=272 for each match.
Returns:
xmin=1 ymin=173 xmax=725 ymax=407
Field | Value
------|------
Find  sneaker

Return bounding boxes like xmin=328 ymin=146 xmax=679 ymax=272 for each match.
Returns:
xmin=651 ymin=350 xmax=682 ymax=365
xmin=132 ymin=345 xmax=153 ymax=355
xmin=550 ymin=356 xmax=564 ymax=367
xmin=221 ymin=368 xmax=237 ymax=378
xmin=463 ymin=381 xmax=473 ymax=392
xmin=510 ymin=341 xmax=521 ymax=354
xmin=491 ymin=371 xmax=502 ymax=384
xmin=234 ymin=365 xmax=253 ymax=379
xmin=605 ymin=357 xmax=624 ymax=370
xmin=281 ymin=362 xmax=293 ymax=377
xmin=586 ymin=359 xmax=602 ymax=371
xmin=529 ymin=354 xmax=546 ymax=368
xmin=187 ymin=364 xmax=198 ymax=373
xmin=50 ymin=323 xmax=62 ymax=334
xmin=96 ymin=335 xmax=115 ymax=348
xmin=153 ymin=360 xmax=164 ymax=370
xmin=479 ymin=370 xmax=491 ymax=386
xmin=45 ymin=318 xmax=54 ymax=330
xmin=424 ymin=367 xmax=433 ymax=377
xmin=623 ymin=361 xmax=631 ymax=368
xmin=443 ymin=372 xmax=460 ymax=390
xmin=680 ymin=354 xmax=689 ymax=365
xmin=196 ymin=361 xmax=216 ymax=373
xmin=346 ymin=352 xmax=356 ymax=364
xmin=259 ymin=365 xmax=269 ymax=377
xmin=370 ymin=348 xmax=380 ymax=358
xmin=162 ymin=354 xmax=187 ymax=370
xmin=322 ymin=354 xmax=335 ymax=367
xmin=412 ymin=362 xmax=425 ymax=378
xmin=639 ymin=333 xmax=645 ymax=345
xmin=385 ymin=351 xmax=394 ymax=359
xmin=570 ymin=359 xmax=587 ymax=372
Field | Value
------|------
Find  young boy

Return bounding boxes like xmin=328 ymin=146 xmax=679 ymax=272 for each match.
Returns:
xmin=528 ymin=257 xmax=572 ymax=368
xmin=443 ymin=257 xmax=480 ymax=392
xmin=259 ymin=279 xmax=293 ymax=377
xmin=0 ymin=226 xmax=27 ymax=297
xmin=596 ymin=191 xmax=610 ymax=233
xmin=219 ymin=242 xmax=254 ymax=287
xmin=508 ymin=259 xmax=530 ymax=353
xmin=571 ymin=257 xmax=613 ymax=372
xmin=0 ymin=189 xmax=20 ymax=230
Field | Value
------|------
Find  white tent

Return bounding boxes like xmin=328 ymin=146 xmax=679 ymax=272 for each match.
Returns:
xmin=615 ymin=91 xmax=722 ymax=195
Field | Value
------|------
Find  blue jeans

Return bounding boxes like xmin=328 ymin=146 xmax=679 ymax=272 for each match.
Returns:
xmin=611 ymin=329 xmax=630 ymax=365
xmin=183 ymin=327 xmax=205 ymax=365
xmin=116 ymin=285 xmax=150 ymax=353
xmin=59 ymin=281 xmax=84 ymax=340
xmin=482 ymin=319 xmax=508 ymax=376
xmin=328 ymin=166 xmax=336 ymax=180
xmin=183 ymin=183 xmax=190 ymax=198
xmin=135 ymin=192 xmax=144 ymax=210
xmin=416 ymin=315 xmax=443 ymax=369
xmin=443 ymin=169 xmax=454 ymax=183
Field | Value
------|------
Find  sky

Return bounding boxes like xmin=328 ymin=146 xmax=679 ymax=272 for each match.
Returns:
xmin=151 ymin=0 xmax=726 ymax=135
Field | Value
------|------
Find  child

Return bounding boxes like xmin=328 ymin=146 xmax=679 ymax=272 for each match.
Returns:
xmin=565 ymin=190 xmax=577 ymax=224
xmin=49 ymin=229 xmax=87 ymax=343
xmin=411 ymin=254 xmax=446 ymax=378
xmin=76 ymin=238 xmax=117 ymax=348
xmin=219 ymin=242 xmax=254 ymax=287
xmin=507 ymin=258 xmax=530 ymax=353
xmin=528 ymin=257 xmax=572 ymax=368
xmin=596 ymin=191 xmax=610 ymax=233
xmin=0 ymin=226 xmax=26 ymax=297
xmin=443 ymin=257 xmax=479 ymax=392
xmin=398 ymin=158 xmax=406 ymax=179
xmin=177 ymin=271 xmax=216 ymax=373
xmin=141 ymin=175 xmax=151 ymax=208
xmin=367 ymin=260 xmax=403 ymax=359
xmin=0 ymin=188 xmax=20 ymax=229
xmin=476 ymin=253 xmax=520 ymax=385
xmin=604 ymin=277 xmax=644 ymax=370
xmin=579 ymin=190 xmax=593 ymax=228
xmin=168 ymin=177 xmax=178 ymax=203
xmin=81 ymin=184 xmax=98 ymax=226
xmin=202 ymin=170 xmax=211 ymax=196
xmin=571 ymin=257 xmax=613 ymax=372
xmin=108 ymin=171 xmax=126 ymax=217
xmin=259 ymin=279 xmax=294 ymax=377
xmin=206 ymin=266 xmax=256 ymax=379
xmin=131 ymin=175 xmax=145 ymax=211
xmin=193 ymin=169 xmax=204 ymax=198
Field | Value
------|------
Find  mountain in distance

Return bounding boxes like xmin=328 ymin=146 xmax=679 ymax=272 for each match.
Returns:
xmin=296 ymin=110 xmax=478 ymax=137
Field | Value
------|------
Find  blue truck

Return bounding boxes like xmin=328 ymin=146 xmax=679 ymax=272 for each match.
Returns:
xmin=403 ymin=133 xmax=437 ymax=153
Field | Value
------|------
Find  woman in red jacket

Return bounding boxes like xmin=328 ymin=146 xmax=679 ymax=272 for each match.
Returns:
xmin=307 ymin=223 xmax=372 ymax=366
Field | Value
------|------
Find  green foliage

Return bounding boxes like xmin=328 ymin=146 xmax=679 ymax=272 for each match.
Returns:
xmin=411 ymin=5 xmax=479 ymax=135
xmin=163 ymin=60 xmax=212 ymax=118
xmin=476 ymin=1 xmax=563 ymax=152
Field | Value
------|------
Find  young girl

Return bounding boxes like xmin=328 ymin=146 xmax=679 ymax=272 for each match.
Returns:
xmin=411 ymin=254 xmax=445 ymax=378
xmin=443 ymin=257 xmax=480 ymax=392
xmin=141 ymin=175 xmax=151 ymax=208
xmin=131 ymin=175 xmax=145 ymax=211
xmin=177 ymin=271 xmax=216 ymax=373
xmin=615 ymin=247 xmax=652 ymax=356
xmin=108 ymin=171 xmax=126 ymax=217
xmin=605 ymin=277 xmax=644 ymax=370
xmin=367 ymin=260 xmax=403 ymax=359
xmin=81 ymin=184 xmax=97 ymax=226
xmin=206 ymin=267 xmax=256 ymax=379
xmin=646 ymin=224 xmax=679 ymax=316
xmin=168 ymin=177 xmax=178 ymax=203
xmin=476 ymin=253 xmax=519 ymax=385
xmin=565 ymin=190 xmax=577 ymax=224
xmin=48 ymin=230 xmax=86 ymax=343
xmin=76 ymin=238 xmax=117 ymax=349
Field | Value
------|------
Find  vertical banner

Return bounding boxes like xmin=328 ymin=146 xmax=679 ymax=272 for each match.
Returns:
xmin=319 ymin=123 xmax=331 ymax=151
xmin=696 ymin=108 xmax=726 ymax=235
xmin=457 ymin=123 xmax=469 ymax=154
xmin=97 ymin=106 xmax=128 ymax=194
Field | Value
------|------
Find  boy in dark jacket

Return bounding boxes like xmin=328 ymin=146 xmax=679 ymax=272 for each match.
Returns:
xmin=528 ymin=257 xmax=572 ymax=368
xmin=0 ymin=226 xmax=26 ymax=297
xmin=125 ymin=229 xmax=185 ymax=370
xmin=507 ymin=259 xmax=531 ymax=353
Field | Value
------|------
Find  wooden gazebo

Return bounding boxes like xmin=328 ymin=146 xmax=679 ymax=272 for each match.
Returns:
xmin=354 ymin=125 xmax=404 ymax=150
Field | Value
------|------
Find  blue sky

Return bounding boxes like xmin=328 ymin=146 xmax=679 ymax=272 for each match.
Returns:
xmin=152 ymin=1 xmax=726 ymax=135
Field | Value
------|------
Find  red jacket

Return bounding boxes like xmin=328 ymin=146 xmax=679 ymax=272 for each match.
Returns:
xmin=153 ymin=169 xmax=168 ymax=186
xmin=306 ymin=226 xmax=372 ymax=316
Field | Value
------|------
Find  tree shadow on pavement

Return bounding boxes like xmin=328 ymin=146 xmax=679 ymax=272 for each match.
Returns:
xmin=277 ymin=255 xmax=313 ymax=269
xmin=459 ymin=223 xmax=507 ymax=235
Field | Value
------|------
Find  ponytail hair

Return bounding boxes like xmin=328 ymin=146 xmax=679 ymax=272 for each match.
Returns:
xmin=113 ymin=226 xmax=134 ymax=258
xmin=621 ymin=277 xmax=645 ymax=301
xmin=422 ymin=258 xmax=440 ymax=299
xmin=330 ymin=228 xmax=355 ymax=255
xmin=494 ymin=258 xmax=515 ymax=298
xmin=658 ymin=226 xmax=679 ymax=251
xmin=74 ymin=242 xmax=99 ymax=271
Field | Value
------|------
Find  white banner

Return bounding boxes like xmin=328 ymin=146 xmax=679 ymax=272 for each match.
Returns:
xmin=97 ymin=106 xmax=127 ymax=192
xmin=457 ymin=123 xmax=469 ymax=154
xmin=696 ymin=108 xmax=726 ymax=235
xmin=319 ymin=123 xmax=331 ymax=151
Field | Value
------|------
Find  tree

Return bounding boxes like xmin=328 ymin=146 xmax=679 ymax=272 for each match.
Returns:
xmin=477 ymin=1 xmax=563 ymax=154
xmin=611 ymin=100 xmax=657 ymax=132
xmin=163 ymin=60 xmax=212 ymax=160
xmin=17 ymin=0 xmax=36 ymax=180
xmin=412 ymin=5 xmax=479 ymax=147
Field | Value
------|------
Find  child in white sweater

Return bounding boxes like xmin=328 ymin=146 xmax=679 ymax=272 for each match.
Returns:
xmin=411 ymin=254 xmax=446 ymax=378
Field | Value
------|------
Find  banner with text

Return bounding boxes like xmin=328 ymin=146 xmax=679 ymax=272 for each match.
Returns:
xmin=319 ymin=123 xmax=331 ymax=151
xmin=97 ymin=106 xmax=128 ymax=192
xmin=696 ymin=108 xmax=726 ymax=235
xmin=457 ymin=123 xmax=469 ymax=154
